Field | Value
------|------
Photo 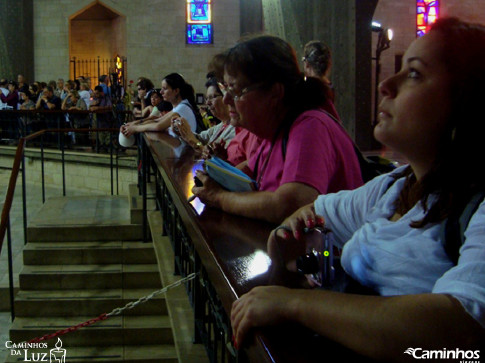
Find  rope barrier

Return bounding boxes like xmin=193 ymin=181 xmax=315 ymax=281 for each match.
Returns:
xmin=2 ymin=273 xmax=197 ymax=350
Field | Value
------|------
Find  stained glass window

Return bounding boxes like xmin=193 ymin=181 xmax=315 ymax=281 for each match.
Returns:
xmin=187 ymin=0 xmax=212 ymax=44
xmin=417 ymin=1 xmax=439 ymax=37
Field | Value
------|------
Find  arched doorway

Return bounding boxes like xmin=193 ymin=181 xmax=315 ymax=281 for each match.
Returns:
xmin=69 ymin=1 xmax=126 ymax=88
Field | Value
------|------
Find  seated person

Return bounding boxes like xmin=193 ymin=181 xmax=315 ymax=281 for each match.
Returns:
xmin=78 ymin=81 xmax=92 ymax=109
xmin=174 ymin=77 xmax=236 ymax=154
xmin=131 ymin=91 xmax=172 ymax=125
xmin=192 ymin=35 xmax=363 ymax=224
xmin=0 ymin=80 xmax=19 ymax=109
xmin=133 ymin=78 xmax=155 ymax=118
xmin=302 ymin=40 xmax=335 ymax=101
xmin=35 ymin=86 xmax=61 ymax=110
xmin=62 ymin=90 xmax=89 ymax=128
xmin=231 ymin=18 xmax=485 ymax=360
xmin=121 ymin=73 xmax=204 ymax=136
xmin=90 ymin=86 xmax=113 ymax=149
xmin=19 ymin=90 xmax=36 ymax=110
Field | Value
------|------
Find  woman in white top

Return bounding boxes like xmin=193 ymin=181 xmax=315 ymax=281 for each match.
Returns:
xmin=174 ymin=77 xmax=235 ymax=154
xmin=121 ymin=73 xmax=204 ymax=136
xmin=231 ymin=17 xmax=485 ymax=360
xmin=78 ymin=81 xmax=91 ymax=109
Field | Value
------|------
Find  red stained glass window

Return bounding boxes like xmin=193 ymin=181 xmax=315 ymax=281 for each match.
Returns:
xmin=417 ymin=0 xmax=439 ymax=37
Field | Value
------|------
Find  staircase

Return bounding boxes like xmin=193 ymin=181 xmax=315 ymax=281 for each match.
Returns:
xmin=4 ymin=189 xmax=179 ymax=362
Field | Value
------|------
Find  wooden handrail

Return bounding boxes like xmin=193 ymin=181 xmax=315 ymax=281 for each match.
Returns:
xmin=0 ymin=136 xmax=29 ymax=253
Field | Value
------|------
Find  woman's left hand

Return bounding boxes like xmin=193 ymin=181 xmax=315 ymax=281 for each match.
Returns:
xmin=177 ymin=117 xmax=193 ymax=140
xmin=210 ymin=139 xmax=227 ymax=160
xmin=192 ymin=170 xmax=225 ymax=208
xmin=231 ymin=286 xmax=293 ymax=349
xmin=122 ymin=123 xmax=137 ymax=137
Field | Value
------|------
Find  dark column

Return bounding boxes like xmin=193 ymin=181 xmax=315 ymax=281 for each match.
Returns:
xmin=240 ymin=0 xmax=263 ymax=36
xmin=313 ymin=0 xmax=379 ymax=150
xmin=0 ymin=0 xmax=34 ymax=83
xmin=237 ymin=0 xmax=379 ymax=150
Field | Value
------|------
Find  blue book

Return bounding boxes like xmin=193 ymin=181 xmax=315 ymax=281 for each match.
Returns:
xmin=204 ymin=156 xmax=256 ymax=192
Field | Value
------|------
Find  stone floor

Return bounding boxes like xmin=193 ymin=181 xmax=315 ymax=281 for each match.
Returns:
xmin=0 ymin=169 xmax=209 ymax=362
xmin=0 ymin=168 xmax=107 ymax=361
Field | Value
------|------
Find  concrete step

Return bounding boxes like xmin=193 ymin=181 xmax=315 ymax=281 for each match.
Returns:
xmin=19 ymin=264 xmax=161 ymax=290
xmin=4 ymin=344 xmax=178 ymax=362
xmin=14 ymin=288 xmax=168 ymax=317
xmin=9 ymin=315 xmax=174 ymax=347
xmin=129 ymin=183 xmax=157 ymax=224
xmin=23 ymin=241 xmax=157 ymax=265
xmin=129 ymin=183 xmax=157 ymax=198
xmin=27 ymin=224 xmax=145 ymax=242
xmin=26 ymin=196 xmax=147 ymax=242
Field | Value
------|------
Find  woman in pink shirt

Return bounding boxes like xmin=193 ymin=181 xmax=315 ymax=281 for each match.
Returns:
xmin=193 ymin=35 xmax=362 ymax=223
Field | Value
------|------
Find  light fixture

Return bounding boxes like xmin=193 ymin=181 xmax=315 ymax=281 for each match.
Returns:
xmin=371 ymin=21 xmax=383 ymax=32
xmin=371 ymin=21 xmax=394 ymax=126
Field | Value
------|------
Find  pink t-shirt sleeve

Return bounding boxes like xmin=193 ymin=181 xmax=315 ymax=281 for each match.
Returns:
xmin=249 ymin=110 xmax=363 ymax=193
xmin=226 ymin=128 xmax=262 ymax=166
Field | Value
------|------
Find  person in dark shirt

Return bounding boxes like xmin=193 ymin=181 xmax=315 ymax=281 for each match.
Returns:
xmin=35 ymin=86 xmax=61 ymax=110
xmin=90 ymin=85 xmax=113 ymax=150
xmin=0 ymin=80 xmax=19 ymax=109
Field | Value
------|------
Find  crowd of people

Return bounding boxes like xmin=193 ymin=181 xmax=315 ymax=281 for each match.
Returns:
xmin=228 ymin=17 xmax=485 ymax=360
xmin=124 ymin=16 xmax=485 ymax=360
xmin=0 ymin=75 xmax=118 ymax=147
xmin=2 ymin=15 xmax=484 ymax=360
xmin=121 ymin=16 xmax=483 ymax=360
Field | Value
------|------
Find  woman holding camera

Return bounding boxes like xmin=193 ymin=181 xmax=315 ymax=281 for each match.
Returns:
xmin=192 ymin=35 xmax=362 ymax=224
xmin=121 ymin=73 xmax=204 ymax=136
xmin=231 ymin=18 xmax=485 ymax=360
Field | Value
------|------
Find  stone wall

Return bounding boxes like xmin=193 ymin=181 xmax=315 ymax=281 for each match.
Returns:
xmin=261 ymin=0 xmax=378 ymax=150
xmin=0 ymin=150 xmax=137 ymax=196
xmin=32 ymin=0 xmax=240 ymax=94
xmin=0 ymin=0 xmax=34 ymax=81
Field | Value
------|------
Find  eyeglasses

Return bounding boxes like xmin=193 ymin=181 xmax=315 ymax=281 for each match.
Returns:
xmin=218 ymin=82 xmax=266 ymax=102
xmin=205 ymin=94 xmax=222 ymax=103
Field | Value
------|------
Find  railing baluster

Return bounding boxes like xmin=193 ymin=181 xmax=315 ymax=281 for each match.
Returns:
xmin=41 ymin=134 xmax=45 ymax=203
xmin=6 ymin=216 xmax=15 ymax=321
xmin=21 ymin=151 xmax=27 ymax=245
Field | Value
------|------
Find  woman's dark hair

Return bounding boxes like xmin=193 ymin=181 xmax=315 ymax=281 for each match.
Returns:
xmin=163 ymin=73 xmax=205 ymax=131
xmin=207 ymin=51 xmax=228 ymax=82
xmin=395 ymin=17 xmax=485 ymax=228
xmin=224 ymin=35 xmax=331 ymax=118
xmin=21 ymin=89 xmax=32 ymax=100
xmin=157 ymin=100 xmax=173 ymax=113
xmin=137 ymin=78 xmax=154 ymax=91
xmin=205 ymin=77 xmax=223 ymax=95
xmin=29 ymin=83 xmax=39 ymax=94
xmin=303 ymin=40 xmax=332 ymax=77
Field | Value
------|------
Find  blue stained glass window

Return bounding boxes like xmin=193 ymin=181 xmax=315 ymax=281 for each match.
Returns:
xmin=186 ymin=0 xmax=212 ymax=44
xmin=187 ymin=24 xmax=212 ymax=44
xmin=190 ymin=3 xmax=209 ymax=22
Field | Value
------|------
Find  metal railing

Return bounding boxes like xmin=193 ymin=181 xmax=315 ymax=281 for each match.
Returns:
xmin=70 ymin=56 xmax=127 ymax=89
xmin=0 ymin=127 xmax=126 ymax=322
xmin=0 ymin=108 xmax=133 ymax=152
